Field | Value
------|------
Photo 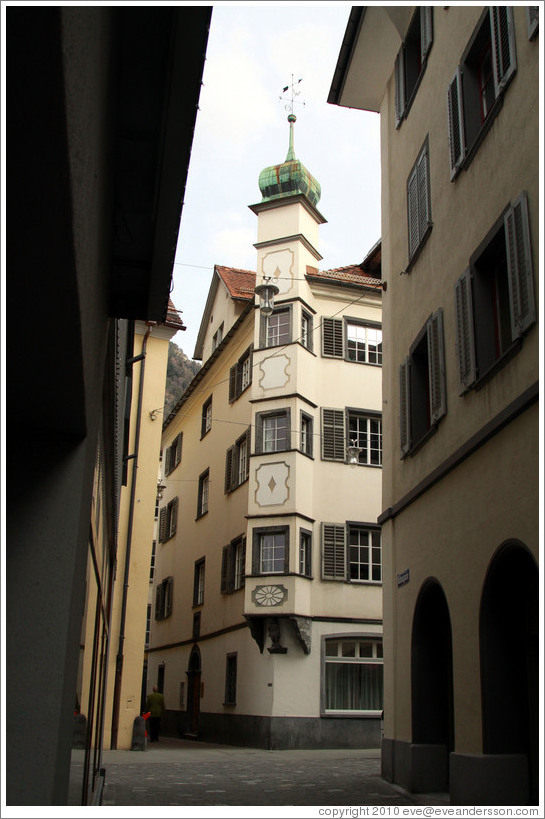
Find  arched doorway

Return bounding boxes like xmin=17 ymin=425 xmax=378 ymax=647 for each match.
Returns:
xmin=411 ymin=579 xmax=454 ymax=758
xmin=480 ymin=542 xmax=538 ymax=804
xmin=186 ymin=646 xmax=201 ymax=737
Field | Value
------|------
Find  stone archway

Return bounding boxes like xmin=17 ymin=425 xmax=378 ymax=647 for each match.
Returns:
xmin=480 ymin=542 xmax=538 ymax=804
xmin=410 ymin=578 xmax=454 ymax=792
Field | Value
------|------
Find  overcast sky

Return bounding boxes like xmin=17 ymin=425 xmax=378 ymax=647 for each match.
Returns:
xmin=171 ymin=2 xmax=382 ymax=358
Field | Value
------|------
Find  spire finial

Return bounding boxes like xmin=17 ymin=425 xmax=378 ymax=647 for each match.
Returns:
xmin=279 ymin=76 xmax=304 ymax=162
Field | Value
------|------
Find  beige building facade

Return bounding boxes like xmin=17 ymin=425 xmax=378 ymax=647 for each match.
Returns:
xmin=329 ymin=5 xmax=539 ymax=806
xmin=78 ymin=310 xmax=184 ymax=753
xmin=147 ymin=123 xmax=385 ymax=748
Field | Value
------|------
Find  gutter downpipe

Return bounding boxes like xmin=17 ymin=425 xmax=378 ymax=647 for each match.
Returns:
xmin=110 ymin=321 xmax=155 ymax=749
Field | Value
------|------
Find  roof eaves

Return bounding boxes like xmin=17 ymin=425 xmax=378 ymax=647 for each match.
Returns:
xmin=164 ymin=300 xmax=254 ymax=429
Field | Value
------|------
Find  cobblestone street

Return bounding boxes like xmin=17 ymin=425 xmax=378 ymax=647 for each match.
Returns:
xmin=71 ymin=737 xmax=449 ymax=809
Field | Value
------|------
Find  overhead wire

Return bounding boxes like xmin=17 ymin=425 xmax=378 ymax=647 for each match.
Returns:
xmin=163 ymin=284 xmax=382 ymax=438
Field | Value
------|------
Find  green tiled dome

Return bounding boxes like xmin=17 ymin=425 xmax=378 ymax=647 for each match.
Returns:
xmin=258 ymin=114 xmax=321 ymax=207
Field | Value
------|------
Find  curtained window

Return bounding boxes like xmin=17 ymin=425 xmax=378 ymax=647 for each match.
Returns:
xmin=324 ymin=638 xmax=383 ymax=714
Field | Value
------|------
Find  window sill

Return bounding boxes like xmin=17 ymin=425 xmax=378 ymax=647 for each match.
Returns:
xmin=402 ymin=421 xmax=439 ymax=459
xmin=452 ymin=91 xmax=506 ymax=181
xmin=297 ymin=342 xmax=316 ymax=356
xmin=195 ymin=510 xmax=208 ymax=521
xmin=345 ymin=359 xmax=382 ymax=368
xmin=322 ymin=711 xmax=382 ymax=719
xmin=473 ymin=339 xmax=523 ymax=392
xmin=222 ymin=702 xmax=236 ymax=707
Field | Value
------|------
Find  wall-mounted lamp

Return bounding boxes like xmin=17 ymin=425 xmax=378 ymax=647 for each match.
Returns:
xmin=254 ymin=276 xmax=280 ymax=317
xmin=156 ymin=481 xmax=167 ymax=500
xmin=347 ymin=440 xmax=362 ymax=466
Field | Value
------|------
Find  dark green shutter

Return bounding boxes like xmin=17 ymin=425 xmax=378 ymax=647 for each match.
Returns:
xmin=454 ymin=268 xmax=477 ymax=392
xmin=322 ymin=523 xmax=345 ymax=580
xmin=322 ymin=317 xmax=343 ymax=358
xmin=427 ymin=309 xmax=446 ymax=425
xmin=504 ymin=191 xmax=535 ymax=338
xmin=321 ymin=408 xmax=345 ymax=461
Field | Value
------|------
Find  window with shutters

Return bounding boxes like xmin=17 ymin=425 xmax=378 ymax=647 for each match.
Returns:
xmin=454 ymin=192 xmax=535 ymax=393
xmin=197 ymin=469 xmax=209 ymax=518
xmin=221 ymin=535 xmax=246 ymax=593
xmin=407 ymin=139 xmax=432 ymax=265
xmin=193 ymin=558 xmax=205 ymax=607
xmin=322 ymin=408 xmax=382 ymax=466
xmin=447 ymin=7 xmax=517 ymax=179
xmin=299 ymin=529 xmax=312 ymax=577
xmin=255 ymin=409 xmax=290 ymax=454
xmin=155 ymin=576 xmax=173 ymax=620
xmin=224 ymin=653 xmax=238 ymax=706
xmin=229 ymin=346 xmax=253 ymax=403
xmin=322 ymin=317 xmax=383 ymax=365
xmin=225 ymin=428 xmax=251 ymax=494
xmin=201 ymin=396 xmax=212 ymax=438
xmin=158 ymin=497 xmax=178 ymax=543
xmin=399 ymin=310 xmax=447 ymax=457
xmin=323 ymin=637 xmax=383 ymax=716
xmin=164 ymin=433 xmax=182 ymax=476
xmin=252 ymin=526 xmax=289 ymax=575
xmin=322 ymin=523 xmax=381 ymax=583
xmin=260 ymin=306 xmax=292 ymax=348
xmin=395 ymin=7 xmax=433 ymax=127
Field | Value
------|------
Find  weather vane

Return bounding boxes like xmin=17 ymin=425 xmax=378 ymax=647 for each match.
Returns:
xmin=279 ymin=75 xmax=305 ymax=116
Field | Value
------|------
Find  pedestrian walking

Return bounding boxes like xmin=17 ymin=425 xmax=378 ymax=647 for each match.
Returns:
xmin=145 ymin=686 xmax=166 ymax=742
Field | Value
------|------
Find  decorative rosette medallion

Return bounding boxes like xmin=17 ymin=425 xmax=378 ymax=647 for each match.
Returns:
xmin=251 ymin=584 xmax=288 ymax=607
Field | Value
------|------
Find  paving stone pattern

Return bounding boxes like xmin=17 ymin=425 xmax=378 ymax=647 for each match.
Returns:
xmin=92 ymin=738 xmax=448 ymax=807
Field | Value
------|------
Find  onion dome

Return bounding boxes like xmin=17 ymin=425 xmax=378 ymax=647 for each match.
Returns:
xmin=258 ymin=114 xmax=321 ymax=207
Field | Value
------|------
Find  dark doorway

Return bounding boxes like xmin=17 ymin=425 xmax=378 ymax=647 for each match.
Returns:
xmin=411 ymin=579 xmax=455 ymax=756
xmin=186 ymin=646 xmax=201 ymax=737
xmin=157 ymin=664 xmax=165 ymax=693
xmin=480 ymin=542 xmax=538 ymax=804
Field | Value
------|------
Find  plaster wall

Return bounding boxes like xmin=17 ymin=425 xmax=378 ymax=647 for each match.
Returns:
xmin=254 ymin=200 xmax=323 ymax=250
xmin=380 ymin=5 xmax=539 ymax=510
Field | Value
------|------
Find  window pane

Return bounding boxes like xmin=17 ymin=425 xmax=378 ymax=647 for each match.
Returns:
xmin=263 ymin=415 xmax=287 ymax=452
xmin=325 ymin=662 xmax=383 ymax=711
xmin=267 ymin=311 xmax=290 ymax=346
xmin=325 ymin=641 xmax=339 ymax=657
xmin=342 ymin=642 xmax=356 ymax=658
xmin=260 ymin=532 xmax=285 ymax=573
xmin=359 ymin=641 xmax=373 ymax=658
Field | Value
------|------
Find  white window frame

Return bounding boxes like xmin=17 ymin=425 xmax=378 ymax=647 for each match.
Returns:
xmin=347 ymin=525 xmax=382 ymax=583
xmin=322 ymin=636 xmax=383 ymax=717
xmin=346 ymin=322 xmax=383 ymax=365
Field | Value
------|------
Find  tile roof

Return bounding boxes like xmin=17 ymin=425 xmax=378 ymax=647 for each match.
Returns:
xmin=216 ymin=266 xmax=256 ymax=300
xmin=306 ymin=264 xmax=382 ymax=289
xmin=164 ymin=298 xmax=186 ymax=330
